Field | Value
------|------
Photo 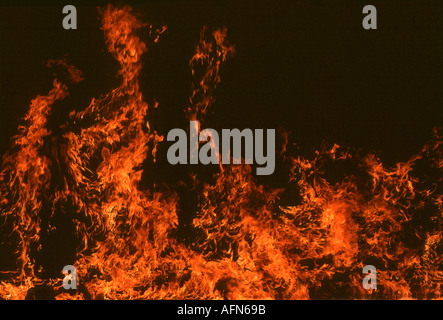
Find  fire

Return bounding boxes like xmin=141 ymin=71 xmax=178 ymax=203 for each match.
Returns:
xmin=0 ymin=5 xmax=442 ymax=300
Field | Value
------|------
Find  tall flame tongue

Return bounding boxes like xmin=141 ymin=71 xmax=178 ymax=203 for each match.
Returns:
xmin=1 ymin=5 xmax=442 ymax=300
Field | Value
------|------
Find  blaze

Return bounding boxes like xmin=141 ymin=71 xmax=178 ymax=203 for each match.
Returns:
xmin=0 ymin=5 xmax=442 ymax=300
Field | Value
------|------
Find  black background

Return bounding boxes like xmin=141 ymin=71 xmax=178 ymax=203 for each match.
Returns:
xmin=0 ymin=0 xmax=442 ymax=166
xmin=0 ymin=299 xmax=440 ymax=316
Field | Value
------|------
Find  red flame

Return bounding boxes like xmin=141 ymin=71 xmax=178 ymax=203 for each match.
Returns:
xmin=0 ymin=5 xmax=442 ymax=300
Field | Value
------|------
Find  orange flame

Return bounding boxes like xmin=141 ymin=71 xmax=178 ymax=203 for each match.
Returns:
xmin=0 ymin=5 xmax=442 ymax=300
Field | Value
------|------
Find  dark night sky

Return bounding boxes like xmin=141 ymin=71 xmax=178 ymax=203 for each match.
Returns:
xmin=0 ymin=0 xmax=442 ymax=167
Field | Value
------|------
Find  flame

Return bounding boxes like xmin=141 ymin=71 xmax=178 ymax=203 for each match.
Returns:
xmin=1 ymin=5 xmax=442 ymax=300
xmin=187 ymin=26 xmax=235 ymax=122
